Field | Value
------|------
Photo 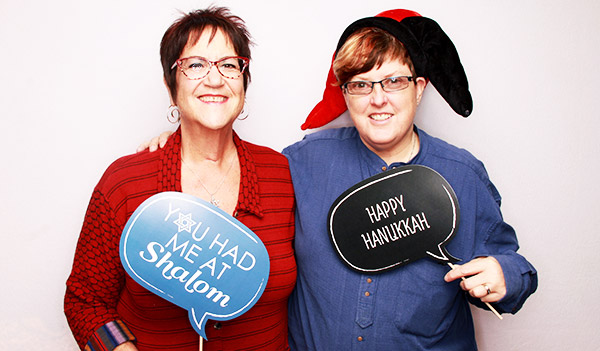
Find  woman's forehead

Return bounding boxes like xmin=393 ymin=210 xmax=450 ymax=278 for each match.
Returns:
xmin=182 ymin=28 xmax=235 ymax=56
xmin=353 ymin=59 xmax=412 ymax=79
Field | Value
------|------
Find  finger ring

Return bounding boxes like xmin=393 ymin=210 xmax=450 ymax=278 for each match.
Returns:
xmin=483 ymin=284 xmax=492 ymax=295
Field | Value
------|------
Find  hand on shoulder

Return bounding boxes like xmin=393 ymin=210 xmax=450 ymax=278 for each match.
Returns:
xmin=136 ymin=130 xmax=173 ymax=153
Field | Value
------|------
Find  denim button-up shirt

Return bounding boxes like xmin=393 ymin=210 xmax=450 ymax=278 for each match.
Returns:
xmin=283 ymin=127 xmax=537 ymax=350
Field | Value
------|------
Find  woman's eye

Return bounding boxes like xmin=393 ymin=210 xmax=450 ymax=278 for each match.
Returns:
xmin=219 ymin=60 xmax=241 ymax=71
xmin=189 ymin=62 xmax=205 ymax=70
xmin=221 ymin=63 xmax=237 ymax=69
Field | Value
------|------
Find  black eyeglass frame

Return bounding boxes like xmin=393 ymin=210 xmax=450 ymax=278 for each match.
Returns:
xmin=342 ymin=75 xmax=416 ymax=95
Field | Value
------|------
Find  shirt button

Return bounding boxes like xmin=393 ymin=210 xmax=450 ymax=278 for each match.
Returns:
xmin=381 ymin=166 xmax=387 ymax=171
xmin=367 ymin=278 xmax=373 ymax=283
xmin=357 ymin=336 xmax=364 ymax=342
xmin=214 ymin=322 xmax=222 ymax=330
xmin=365 ymin=291 xmax=370 ymax=297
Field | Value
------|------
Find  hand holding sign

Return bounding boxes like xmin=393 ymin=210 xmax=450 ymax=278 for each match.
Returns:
xmin=328 ymin=165 xmax=502 ymax=319
xmin=120 ymin=192 xmax=270 ymax=339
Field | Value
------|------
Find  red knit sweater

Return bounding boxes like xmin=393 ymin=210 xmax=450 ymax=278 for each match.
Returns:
xmin=65 ymin=130 xmax=296 ymax=350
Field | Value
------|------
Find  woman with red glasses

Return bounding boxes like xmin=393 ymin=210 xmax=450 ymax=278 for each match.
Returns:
xmin=64 ymin=7 xmax=296 ymax=351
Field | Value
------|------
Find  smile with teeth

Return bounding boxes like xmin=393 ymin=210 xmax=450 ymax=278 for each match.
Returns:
xmin=199 ymin=95 xmax=227 ymax=103
xmin=369 ymin=113 xmax=393 ymax=121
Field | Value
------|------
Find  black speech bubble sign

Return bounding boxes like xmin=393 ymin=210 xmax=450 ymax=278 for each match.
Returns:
xmin=328 ymin=165 xmax=460 ymax=273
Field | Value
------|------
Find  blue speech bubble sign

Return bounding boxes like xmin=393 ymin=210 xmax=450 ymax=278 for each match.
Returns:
xmin=119 ymin=192 xmax=269 ymax=339
xmin=328 ymin=165 xmax=460 ymax=273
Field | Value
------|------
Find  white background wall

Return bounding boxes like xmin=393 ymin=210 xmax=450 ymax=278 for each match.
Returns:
xmin=1 ymin=0 xmax=598 ymax=349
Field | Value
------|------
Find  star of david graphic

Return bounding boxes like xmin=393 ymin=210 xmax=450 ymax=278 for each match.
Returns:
xmin=173 ymin=212 xmax=196 ymax=233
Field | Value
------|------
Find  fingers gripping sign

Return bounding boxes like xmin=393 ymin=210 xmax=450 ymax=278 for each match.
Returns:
xmin=445 ymin=257 xmax=505 ymax=319
xmin=445 ymin=257 xmax=507 ymax=303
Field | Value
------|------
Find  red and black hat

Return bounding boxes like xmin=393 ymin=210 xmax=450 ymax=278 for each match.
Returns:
xmin=301 ymin=9 xmax=472 ymax=130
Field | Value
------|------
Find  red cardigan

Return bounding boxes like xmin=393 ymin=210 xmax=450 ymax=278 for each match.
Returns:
xmin=65 ymin=130 xmax=296 ymax=351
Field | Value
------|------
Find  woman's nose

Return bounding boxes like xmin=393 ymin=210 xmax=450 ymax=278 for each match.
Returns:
xmin=369 ymin=83 xmax=388 ymax=106
xmin=203 ymin=64 xmax=225 ymax=86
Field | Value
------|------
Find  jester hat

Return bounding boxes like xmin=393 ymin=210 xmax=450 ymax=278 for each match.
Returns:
xmin=301 ymin=9 xmax=472 ymax=130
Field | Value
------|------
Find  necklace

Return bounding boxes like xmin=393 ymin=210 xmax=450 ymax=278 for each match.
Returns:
xmin=181 ymin=150 xmax=237 ymax=208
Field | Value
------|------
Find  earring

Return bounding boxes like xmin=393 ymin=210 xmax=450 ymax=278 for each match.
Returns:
xmin=167 ymin=105 xmax=180 ymax=124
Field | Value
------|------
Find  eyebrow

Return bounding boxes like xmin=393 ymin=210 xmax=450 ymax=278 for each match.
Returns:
xmin=352 ymin=72 xmax=409 ymax=81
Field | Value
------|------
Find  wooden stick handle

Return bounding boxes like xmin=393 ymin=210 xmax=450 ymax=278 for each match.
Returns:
xmin=447 ymin=263 xmax=503 ymax=320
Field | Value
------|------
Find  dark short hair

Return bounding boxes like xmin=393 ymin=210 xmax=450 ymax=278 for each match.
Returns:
xmin=333 ymin=27 xmax=415 ymax=86
xmin=160 ymin=6 xmax=252 ymax=99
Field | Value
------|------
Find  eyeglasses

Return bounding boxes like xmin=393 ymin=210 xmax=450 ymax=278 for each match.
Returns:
xmin=171 ymin=56 xmax=249 ymax=80
xmin=342 ymin=76 xmax=415 ymax=95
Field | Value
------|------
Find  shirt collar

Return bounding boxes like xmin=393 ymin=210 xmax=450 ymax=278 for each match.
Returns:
xmin=159 ymin=128 xmax=263 ymax=218
xmin=355 ymin=126 xmax=425 ymax=175
xmin=232 ymin=132 xmax=264 ymax=217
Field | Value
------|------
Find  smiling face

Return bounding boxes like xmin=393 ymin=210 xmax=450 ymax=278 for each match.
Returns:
xmin=173 ymin=28 xmax=245 ymax=132
xmin=343 ymin=58 xmax=426 ymax=159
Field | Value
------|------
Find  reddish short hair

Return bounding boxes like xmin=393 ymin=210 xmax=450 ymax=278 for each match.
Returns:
xmin=333 ymin=27 xmax=415 ymax=86
xmin=160 ymin=6 xmax=252 ymax=99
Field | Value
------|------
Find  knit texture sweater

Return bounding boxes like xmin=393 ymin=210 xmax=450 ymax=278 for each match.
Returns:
xmin=65 ymin=129 xmax=296 ymax=351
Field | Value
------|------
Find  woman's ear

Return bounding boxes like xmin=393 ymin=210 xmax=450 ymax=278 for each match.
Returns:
xmin=415 ymin=77 xmax=427 ymax=105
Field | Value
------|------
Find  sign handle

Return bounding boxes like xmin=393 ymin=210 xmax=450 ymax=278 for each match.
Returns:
xmin=447 ymin=263 xmax=503 ymax=320
xmin=199 ymin=336 xmax=203 ymax=351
